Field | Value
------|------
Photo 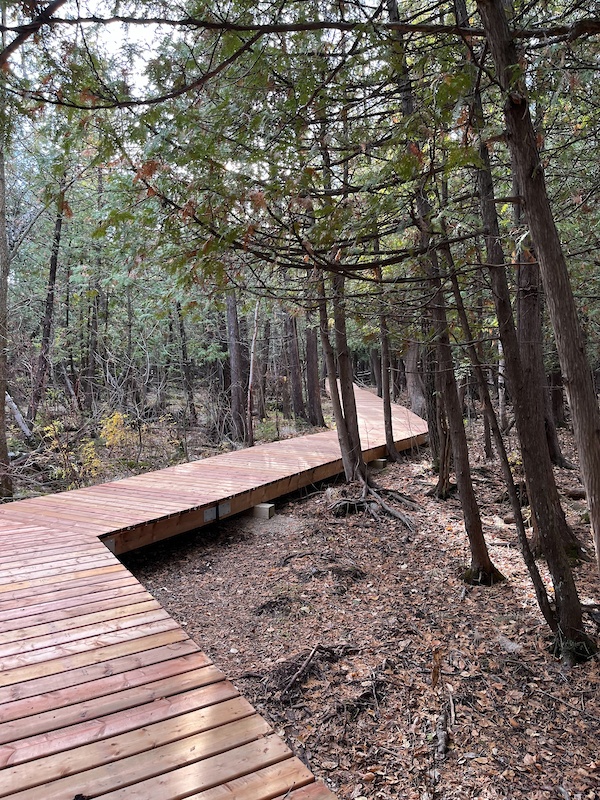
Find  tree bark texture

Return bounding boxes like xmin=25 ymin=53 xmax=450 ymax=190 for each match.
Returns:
xmin=29 ymin=181 xmax=65 ymax=424
xmin=405 ymin=340 xmax=426 ymax=419
xmin=305 ymin=318 xmax=325 ymax=427
xmin=226 ymin=289 xmax=246 ymax=442
xmin=430 ymin=266 xmax=499 ymax=583
xmin=176 ymin=302 xmax=198 ymax=426
xmin=285 ymin=313 xmax=306 ymax=420
xmin=0 ymin=150 xmax=13 ymax=497
xmin=317 ymin=276 xmax=355 ymax=481
xmin=332 ymin=273 xmax=366 ymax=481
xmin=477 ymin=0 xmax=600 ymax=582
xmin=513 ymin=180 xmax=568 ymax=469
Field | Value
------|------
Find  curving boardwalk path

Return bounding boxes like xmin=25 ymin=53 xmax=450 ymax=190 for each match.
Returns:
xmin=0 ymin=386 xmax=427 ymax=798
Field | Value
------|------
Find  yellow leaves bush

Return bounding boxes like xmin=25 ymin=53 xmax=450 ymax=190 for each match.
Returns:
xmin=100 ymin=411 xmax=132 ymax=451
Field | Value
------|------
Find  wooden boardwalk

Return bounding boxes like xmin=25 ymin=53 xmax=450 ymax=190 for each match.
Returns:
xmin=0 ymin=386 xmax=427 ymax=798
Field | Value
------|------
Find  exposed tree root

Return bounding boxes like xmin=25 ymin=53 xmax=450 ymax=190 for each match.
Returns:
xmin=550 ymin=630 xmax=597 ymax=665
xmin=462 ymin=565 xmax=505 ymax=586
xmin=328 ymin=481 xmax=416 ymax=531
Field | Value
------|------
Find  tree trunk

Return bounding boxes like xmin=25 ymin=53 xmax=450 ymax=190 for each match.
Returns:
xmin=226 ymin=289 xmax=246 ymax=443
xmin=29 ymin=179 xmax=65 ymax=424
xmin=468 ymin=0 xmax=592 ymax=656
xmin=387 ymin=0 xmax=499 ymax=583
xmin=380 ymin=314 xmax=398 ymax=462
xmin=246 ymin=299 xmax=261 ymax=447
xmin=392 ymin=357 xmax=405 ymax=401
xmin=285 ymin=313 xmax=306 ymax=420
xmin=514 ymin=186 xmax=570 ymax=469
xmin=497 ymin=340 xmax=508 ymax=432
xmin=317 ymin=275 xmax=355 ymax=481
xmin=305 ymin=314 xmax=325 ymax=427
xmin=0 ymin=149 xmax=12 ymax=497
xmin=405 ymin=340 xmax=426 ymax=418
xmin=450 ymin=269 xmax=556 ymax=632
xmin=332 ymin=272 xmax=366 ymax=482
xmin=176 ymin=302 xmax=197 ymax=426
xmin=370 ymin=348 xmax=382 ymax=397
xmin=549 ymin=369 xmax=567 ymax=428
xmin=6 ymin=391 xmax=31 ymax=439
xmin=477 ymin=0 xmax=600 ymax=587
xmin=431 ymin=263 xmax=501 ymax=584
xmin=256 ymin=318 xmax=270 ymax=421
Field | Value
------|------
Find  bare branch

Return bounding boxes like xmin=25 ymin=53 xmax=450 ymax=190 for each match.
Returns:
xmin=3 ymin=14 xmax=599 ymax=42
xmin=0 ymin=0 xmax=68 ymax=68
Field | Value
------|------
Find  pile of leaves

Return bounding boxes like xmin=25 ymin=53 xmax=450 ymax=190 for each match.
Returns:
xmin=123 ymin=440 xmax=600 ymax=800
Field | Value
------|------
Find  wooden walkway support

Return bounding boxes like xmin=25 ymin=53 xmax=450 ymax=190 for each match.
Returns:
xmin=0 ymin=386 xmax=427 ymax=798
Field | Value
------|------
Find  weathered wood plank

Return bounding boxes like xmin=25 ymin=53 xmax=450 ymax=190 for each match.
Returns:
xmin=85 ymin=735 xmax=295 ymax=800
xmin=0 ymin=691 xmax=253 ymax=780
xmin=0 ymin=573 xmax=138 ymax=614
xmin=0 ymin=586 xmax=151 ymax=630
xmin=0 ymin=600 xmax=163 ymax=648
xmin=0 ymin=660 xmax=222 ymax=739
xmin=0 ymin=625 xmax=189 ymax=689
xmin=110 ymin=759 xmax=316 ymax=800
xmin=0 ymin=637 xmax=200 ymax=705
xmin=6 ymin=715 xmax=273 ymax=799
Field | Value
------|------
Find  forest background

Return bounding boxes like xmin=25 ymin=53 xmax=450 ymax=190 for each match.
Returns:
xmin=0 ymin=0 xmax=600 ymax=664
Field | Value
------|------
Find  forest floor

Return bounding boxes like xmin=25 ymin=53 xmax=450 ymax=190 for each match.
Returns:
xmin=121 ymin=421 xmax=600 ymax=800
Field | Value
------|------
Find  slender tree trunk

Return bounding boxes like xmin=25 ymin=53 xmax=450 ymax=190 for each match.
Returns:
xmin=29 ymin=179 xmax=65 ymax=424
xmin=5 ymin=391 xmax=31 ymax=439
xmin=477 ymin=0 xmax=600 ymax=585
xmin=392 ymin=357 xmax=405 ymax=401
xmin=370 ymin=349 xmax=382 ymax=397
xmin=285 ymin=313 xmax=306 ymax=420
xmin=514 ymin=183 xmax=570 ymax=469
xmin=332 ymin=272 xmax=366 ymax=482
xmin=387 ymin=0 xmax=499 ymax=581
xmin=427 ymin=243 xmax=501 ymax=582
xmin=246 ymin=299 xmax=261 ymax=447
xmin=374 ymin=261 xmax=398 ymax=461
xmin=380 ymin=315 xmax=398 ymax=461
xmin=305 ymin=312 xmax=325 ymax=427
xmin=450 ymin=270 xmax=556 ymax=630
xmin=405 ymin=340 xmax=426 ymax=418
xmin=226 ymin=289 xmax=246 ymax=443
xmin=497 ymin=341 xmax=508 ymax=432
xmin=0 ymin=149 xmax=12 ymax=497
xmin=176 ymin=302 xmax=197 ymax=426
xmin=256 ymin=318 xmax=270 ymax=421
xmin=317 ymin=275 xmax=358 ymax=481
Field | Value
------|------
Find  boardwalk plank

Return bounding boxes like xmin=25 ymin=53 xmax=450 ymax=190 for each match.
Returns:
xmin=89 ymin=735 xmax=294 ymax=800
xmin=113 ymin=759 xmax=315 ymax=800
xmin=0 ymin=625 xmax=189 ymax=689
xmin=7 ymin=715 xmax=273 ymax=800
xmin=0 ymin=637 xmax=200 ymax=704
xmin=0 ymin=573 xmax=138 ymax=614
xmin=0 ymin=693 xmax=254 ymax=781
xmin=0 ymin=661 xmax=223 ymax=739
xmin=0 ymin=586 xmax=152 ymax=630
xmin=0 ymin=599 xmax=163 ymax=648
xmin=0 ymin=388 xmax=426 ymax=798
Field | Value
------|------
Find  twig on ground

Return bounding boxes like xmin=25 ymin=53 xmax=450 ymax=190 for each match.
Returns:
xmin=282 ymin=644 xmax=321 ymax=695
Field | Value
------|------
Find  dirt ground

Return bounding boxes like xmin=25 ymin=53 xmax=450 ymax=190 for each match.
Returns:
xmin=122 ymin=432 xmax=600 ymax=800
